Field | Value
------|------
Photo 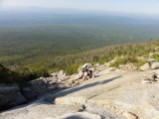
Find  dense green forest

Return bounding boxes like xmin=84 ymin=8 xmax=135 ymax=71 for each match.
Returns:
xmin=0 ymin=40 xmax=159 ymax=85
xmin=1 ymin=23 xmax=159 ymax=85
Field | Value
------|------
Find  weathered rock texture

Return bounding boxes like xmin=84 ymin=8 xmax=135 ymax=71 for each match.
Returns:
xmin=0 ymin=84 xmax=26 ymax=110
xmin=1 ymin=68 xmax=159 ymax=119
xmin=0 ymin=72 xmax=69 ymax=111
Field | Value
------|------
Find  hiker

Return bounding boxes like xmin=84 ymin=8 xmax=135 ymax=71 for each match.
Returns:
xmin=78 ymin=64 xmax=93 ymax=80
xmin=82 ymin=68 xmax=93 ymax=80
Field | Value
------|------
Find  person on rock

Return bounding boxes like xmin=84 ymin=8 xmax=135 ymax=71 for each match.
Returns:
xmin=82 ymin=68 xmax=93 ymax=80
xmin=78 ymin=64 xmax=93 ymax=80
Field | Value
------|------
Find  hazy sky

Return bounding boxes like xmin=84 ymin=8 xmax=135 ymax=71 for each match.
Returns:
xmin=1 ymin=0 xmax=159 ymax=15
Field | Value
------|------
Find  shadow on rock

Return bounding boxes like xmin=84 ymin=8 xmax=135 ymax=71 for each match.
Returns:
xmin=65 ymin=116 xmax=83 ymax=119
xmin=45 ymin=76 xmax=121 ymax=103
xmin=0 ymin=76 xmax=68 ymax=111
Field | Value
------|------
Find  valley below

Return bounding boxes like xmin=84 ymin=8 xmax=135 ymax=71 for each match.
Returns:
xmin=1 ymin=9 xmax=159 ymax=119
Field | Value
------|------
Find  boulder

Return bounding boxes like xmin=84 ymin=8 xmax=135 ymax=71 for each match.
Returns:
xmin=22 ymin=87 xmax=38 ymax=100
xmin=155 ymin=47 xmax=159 ymax=52
xmin=23 ymin=78 xmax=50 ymax=99
xmin=147 ymin=59 xmax=156 ymax=67
xmin=151 ymin=62 xmax=159 ymax=69
xmin=5 ymin=92 xmax=26 ymax=108
xmin=23 ymin=78 xmax=48 ymax=99
xmin=140 ymin=63 xmax=150 ymax=71
xmin=22 ymin=77 xmax=64 ymax=100
xmin=140 ymin=59 xmax=157 ymax=71
xmin=57 ymin=70 xmax=67 ymax=81
xmin=0 ymin=84 xmax=19 ymax=94
xmin=51 ymin=70 xmax=67 ymax=82
xmin=0 ymin=84 xmax=26 ymax=110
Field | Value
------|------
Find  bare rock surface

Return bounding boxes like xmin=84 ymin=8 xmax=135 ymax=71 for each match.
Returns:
xmin=151 ymin=62 xmax=159 ymax=69
xmin=1 ymin=68 xmax=159 ymax=119
xmin=0 ymin=84 xmax=26 ymax=110
xmin=0 ymin=103 xmax=83 ymax=119
xmin=119 ymin=63 xmax=137 ymax=71
xmin=140 ymin=63 xmax=150 ymax=71
xmin=52 ymin=69 xmax=159 ymax=119
xmin=53 ymin=112 xmax=102 ymax=119
xmin=22 ymin=75 xmax=69 ymax=100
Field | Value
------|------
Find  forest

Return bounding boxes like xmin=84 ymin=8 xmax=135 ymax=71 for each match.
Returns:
xmin=1 ymin=10 xmax=159 ymax=85
xmin=1 ymin=25 xmax=159 ymax=85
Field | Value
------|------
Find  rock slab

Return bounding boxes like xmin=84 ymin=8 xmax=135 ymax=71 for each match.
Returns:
xmin=0 ymin=84 xmax=26 ymax=110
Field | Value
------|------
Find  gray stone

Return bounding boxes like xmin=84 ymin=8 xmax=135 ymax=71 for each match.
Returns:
xmin=140 ymin=63 xmax=150 ymax=71
xmin=155 ymin=47 xmax=159 ymax=52
xmin=54 ymin=112 xmax=102 ymax=119
xmin=0 ymin=93 xmax=12 ymax=108
xmin=151 ymin=62 xmax=159 ymax=69
xmin=22 ymin=78 xmax=57 ymax=99
xmin=22 ymin=87 xmax=37 ymax=99
xmin=22 ymin=75 xmax=67 ymax=100
xmin=57 ymin=70 xmax=67 ymax=81
xmin=85 ymin=103 xmax=124 ymax=119
xmin=0 ymin=84 xmax=22 ymax=110
xmin=0 ymin=104 xmax=83 ymax=119
xmin=47 ymin=84 xmax=57 ymax=91
xmin=5 ymin=92 xmax=26 ymax=108
xmin=0 ymin=84 xmax=19 ymax=94
xmin=13 ymin=92 xmax=26 ymax=104
xmin=2 ymin=68 xmax=159 ymax=119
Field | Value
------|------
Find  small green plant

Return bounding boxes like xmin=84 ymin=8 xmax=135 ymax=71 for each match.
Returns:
xmin=134 ymin=60 xmax=146 ymax=68
xmin=152 ymin=54 xmax=159 ymax=62
xmin=109 ymin=56 xmax=138 ymax=68
xmin=109 ymin=57 xmax=127 ymax=68
xmin=64 ymin=64 xmax=80 ymax=75
xmin=93 ymin=56 xmax=100 ymax=63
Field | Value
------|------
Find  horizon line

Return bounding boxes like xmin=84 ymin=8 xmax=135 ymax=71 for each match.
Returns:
xmin=1 ymin=7 xmax=159 ymax=17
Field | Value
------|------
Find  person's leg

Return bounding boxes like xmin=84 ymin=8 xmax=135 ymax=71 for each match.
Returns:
xmin=83 ymin=72 xmax=88 ymax=80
